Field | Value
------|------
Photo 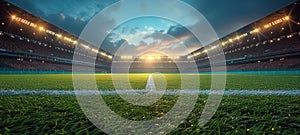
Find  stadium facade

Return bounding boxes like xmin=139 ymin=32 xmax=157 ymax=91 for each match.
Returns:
xmin=0 ymin=0 xmax=299 ymax=73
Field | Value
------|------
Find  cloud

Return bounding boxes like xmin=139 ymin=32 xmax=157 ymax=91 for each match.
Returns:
xmin=145 ymin=26 xmax=154 ymax=31
xmin=129 ymin=27 xmax=139 ymax=34
xmin=139 ymin=41 xmax=148 ymax=46
xmin=45 ymin=13 xmax=88 ymax=36
xmin=59 ymin=13 xmax=66 ymax=20
xmin=8 ymin=0 xmax=120 ymax=36
xmin=114 ymin=40 xmax=140 ymax=56
xmin=117 ymin=29 xmax=151 ymax=45
xmin=121 ymin=27 xmax=129 ymax=34
xmin=182 ymin=0 xmax=296 ymax=37
xmin=113 ymin=28 xmax=196 ymax=56
xmin=143 ymin=30 xmax=169 ymax=41
xmin=144 ymin=24 xmax=202 ymax=52
xmin=100 ymin=34 xmax=125 ymax=53
xmin=166 ymin=25 xmax=191 ymax=38
xmin=106 ymin=23 xmax=203 ymax=56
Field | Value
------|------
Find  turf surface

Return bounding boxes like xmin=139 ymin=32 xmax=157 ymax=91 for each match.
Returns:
xmin=0 ymin=95 xmax=299 ymax=134
xmin=0 ymin=74 xmax=299 ymax=134
xmin=0 ymin=74 xmax=299 ymax=90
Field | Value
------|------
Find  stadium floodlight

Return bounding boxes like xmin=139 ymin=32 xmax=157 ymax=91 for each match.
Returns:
xmin=73 ymin=41 xmax=78 ymax=44
xmin=210 ymin=46 xmax=217 ymax=50
xmin=193 ymin=52 xmax=200 ymax=56
xmin=64 ymin=37 xmax=72 ymax=42
xmin=56 ymin=34 xmax=62 ymax=38
xmin=285 ymin=16 xmax=290 ymax=20
xmin=187 ymin=55 xmax=193 ymax=59
xmin=100 ymin=52 xmax=107 ymax=56
xmin=81 ymin=44 xmax=90 ymax=49
xmin=252 ymin=28 xmax=260 ymax=33
xmin=91 ymin=48 xmax=98 ymax=53
xmin=11 ymin=15 xmax=16 ymax=19
xmin=39 ymin=26 xmax=44 ymax=31
xmin=121 ymin=56 xmax=133 ymax=59
xmin=170 ymin=56 xmax=179 ymax=59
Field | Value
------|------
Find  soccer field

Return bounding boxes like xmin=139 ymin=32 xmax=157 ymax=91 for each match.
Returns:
xmin=0 ymin=74 xmax=300 ymax=134
xmin=0 ymin=74 xmax=299 ymax=90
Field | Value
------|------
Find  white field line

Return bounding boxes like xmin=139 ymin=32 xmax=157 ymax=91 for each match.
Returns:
xmin=0 ymin=90 xmax=300 ymax=96
xmin=145 ymin=74 xmax=156 ymax=91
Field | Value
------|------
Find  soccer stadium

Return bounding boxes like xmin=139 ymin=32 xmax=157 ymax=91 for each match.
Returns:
xmin=0 ymin=0 xmax=300 ymax=134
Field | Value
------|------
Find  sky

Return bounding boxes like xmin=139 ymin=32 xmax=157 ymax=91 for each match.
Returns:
xmin=7 ymin=0 xmax=296 ymax=56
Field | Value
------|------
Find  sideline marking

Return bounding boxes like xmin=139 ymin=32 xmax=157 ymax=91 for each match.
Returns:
xmin=1 ymin=90 xmax=300 ymax=96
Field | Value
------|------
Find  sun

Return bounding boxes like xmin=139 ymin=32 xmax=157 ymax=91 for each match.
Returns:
xmin=147 ymin=56 xmax=154 ymax=60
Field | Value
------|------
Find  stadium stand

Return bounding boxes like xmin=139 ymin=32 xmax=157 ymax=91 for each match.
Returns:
xmin=188 ymin=1 xmax=300 ymax=72
xmin=112 ymin=55 xmax=183 ymax=73
xmin=0 ymin=1 xmax=112 ymax=73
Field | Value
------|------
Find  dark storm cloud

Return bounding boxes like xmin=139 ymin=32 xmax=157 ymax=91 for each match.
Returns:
xmin=8 ymin=0 xmax=119 ymax=36
xmin=166 ymin=25 xmax=191 ymax=39
xmin=182 ymin=0 xmax=296 ymax=37
xmin=165 ymin=25 xmax=203 ymax=50
xmin=148 ymin=25 xmax=200 ymax=48
xmin=101 ymin=36 xmax=127 ymax=53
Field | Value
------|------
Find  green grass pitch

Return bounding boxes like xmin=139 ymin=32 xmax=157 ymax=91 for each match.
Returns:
xmin=0 ymin=74 xmax=299 ymax=90
xmin=0 ymin=74 xmax=299 ymax=134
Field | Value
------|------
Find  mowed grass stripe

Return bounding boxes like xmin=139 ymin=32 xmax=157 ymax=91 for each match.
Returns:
xmin=0 ymin=74 xmax=299 ymax=90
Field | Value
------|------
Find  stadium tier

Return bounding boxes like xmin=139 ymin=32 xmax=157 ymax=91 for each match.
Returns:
xmin=112 ymin=55 xmax=189 ymax=73
xmin=0 ymin=1 xmax=300 ymax=73
xmin=0 ymin=1 xmax=113 ymax=73
xmin=188 ymin=1 xmax=300 ymax=72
